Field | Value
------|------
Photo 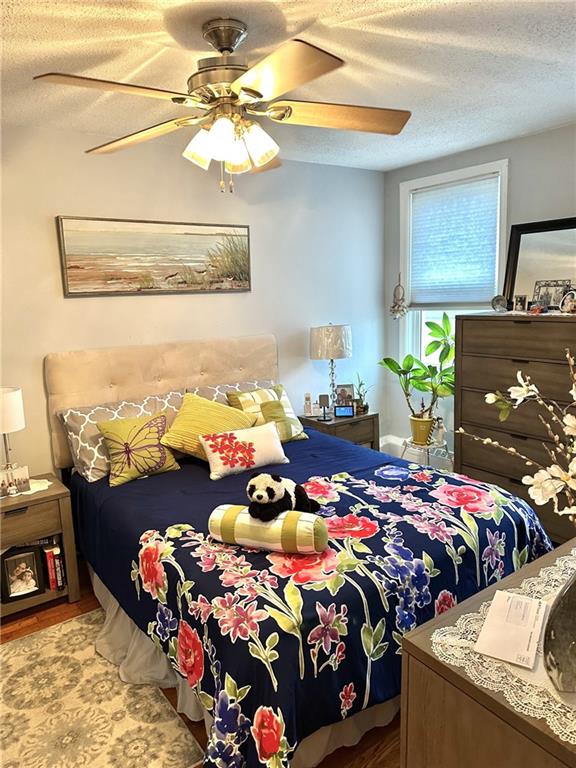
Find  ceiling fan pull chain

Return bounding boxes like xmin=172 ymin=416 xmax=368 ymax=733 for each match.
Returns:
xmin=219 ymin=161 xmax=225 ymax=193
xmin=228 ymin=171 xmax=235 ymax=194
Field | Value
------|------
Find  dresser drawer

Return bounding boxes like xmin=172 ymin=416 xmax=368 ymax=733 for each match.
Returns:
xmin=459 ymin=356 xmax=569 ymax=401
xmin=458 ymin=423 xmax=550 ymax=481
xmin=333 ymin=419 xmax=374 ymax=444
xmin=460 ymin=464 xmax=574 ymax=543
xmin=1 ymin=500 xmax=61 ymax=548
xmin=460 ymin=389 xmax=551 ymax=439
xmin=461 ymin=319 xmax=575 ymax=360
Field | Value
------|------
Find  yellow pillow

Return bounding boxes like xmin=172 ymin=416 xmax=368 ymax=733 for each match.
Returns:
xmin=160 ymin=393 xmax=256 ymax=459
xmin=97 ymin=413 xmax=180 ymax=487
xmin=227 ymin=385 xmax=308 ymax=441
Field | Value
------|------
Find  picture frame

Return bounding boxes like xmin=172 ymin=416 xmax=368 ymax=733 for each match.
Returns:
xmin=0 ymin=465 xmax=31 ymax=498
xmin=513 ymin=294 xmax=527 ymax=311
xmin=1 ymin=546 xmax=45 ymax=603
xmin=56 ymin=216 xmax=250 ymax=297
xmin=532 ymin=279 xmax=572 ymax=308
xmin=335 ymin=384 xmax=355 ymax=406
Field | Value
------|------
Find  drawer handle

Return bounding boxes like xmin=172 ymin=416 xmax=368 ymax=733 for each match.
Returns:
xmin=508 ymin=477 xmax=522 ymax=485
xmin=3 ymin=506 xmax=29 ymax=517
xmin=511 ymin=359 xmax=527 ymax=364
xmin=512 ymin=319 xmax=532 ymax=324
xmin=509 ymin=433 xmax=528 ymax=441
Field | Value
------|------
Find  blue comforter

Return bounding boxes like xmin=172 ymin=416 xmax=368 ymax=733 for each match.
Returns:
xmin=71 ymin=429 xmax=551 ymax=767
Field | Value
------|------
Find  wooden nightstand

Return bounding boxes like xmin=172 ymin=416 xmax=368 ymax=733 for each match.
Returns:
xmin=1 ymin=473 xmax=80 ymax=617
xmin=300 ymin=412 xmax=380 ymax=450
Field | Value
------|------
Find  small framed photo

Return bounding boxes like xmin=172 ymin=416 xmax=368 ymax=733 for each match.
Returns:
xmin=335 ymin=384 xmax=354 ymax=406
xmin=532 ymin=279 xmax=572 ymax=309
xmin=1 ymin=546 xmax=45 ymax=602
xmin=513 ymin=295 xmax=527 ymax=311
xmin=0 ymin=465 xmax=30 ymax=498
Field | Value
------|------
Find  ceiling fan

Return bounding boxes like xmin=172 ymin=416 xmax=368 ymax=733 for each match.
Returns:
xmin=35 ymin=18 xmax=411 ymax=190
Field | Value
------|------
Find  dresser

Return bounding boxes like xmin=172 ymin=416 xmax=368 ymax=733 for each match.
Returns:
xmin=401 ymin=539 xmax=576 ymax=768
xmin=454 ymin=314 xmax=576 ymax=543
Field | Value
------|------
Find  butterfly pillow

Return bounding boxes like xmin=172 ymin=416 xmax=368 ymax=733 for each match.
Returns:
xmin=97 ymin=413 xmax=180 ymax=487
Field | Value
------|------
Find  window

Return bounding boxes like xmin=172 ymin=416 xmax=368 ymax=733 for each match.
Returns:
xmin=400 ymin=160 xmax=508 ymax=359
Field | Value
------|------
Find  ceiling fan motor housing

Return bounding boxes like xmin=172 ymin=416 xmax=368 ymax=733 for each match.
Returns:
xmin=187 ymin=55 xmax=248 ymax=102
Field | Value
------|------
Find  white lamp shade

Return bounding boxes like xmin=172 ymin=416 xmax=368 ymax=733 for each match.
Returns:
xmin=243 ymin=122 xmax=280 ymax=167
xmin=208 ymin=116 xmax=236 ymax=161
xmin=182 ymin=129 xmax=212 ymax=170
xmin=225 ymin=137 xmax=252 ymax=174
xmin=0 ymin=387 xmax=25 ymax=434
xmin=310 ymin=325 xmax=352 ymax=360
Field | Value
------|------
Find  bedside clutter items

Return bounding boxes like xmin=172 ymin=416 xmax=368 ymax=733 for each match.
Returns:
xmin=0 ymin=387 xmax=29 ymax=496
xmin=378 ymin=312 xmax=455 ymax=445
xmin=209 ymin=505 xmax=328 ymax=554
xmin=97 ymin=412 xmax=180 ymax=486
xmin=309 ymin=323 xmax=353 ymax=406
xmin=1 ymin=545 xmax=44 ymax=603
xmin=454 ymin=313 xmax=576 ymax=543
xmin=502 ymin=216 xmax=575 ymax=310
xmin=198 ymin=423 xmax=289 ymax=481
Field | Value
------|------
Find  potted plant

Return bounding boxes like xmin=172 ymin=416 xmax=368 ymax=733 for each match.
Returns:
xmin=378 ymin=313 xmax=455 ymax=445
xmin=354 ymin=374 xmax=372 ymax=415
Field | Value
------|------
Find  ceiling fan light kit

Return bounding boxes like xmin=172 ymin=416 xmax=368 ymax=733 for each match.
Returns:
xmin=35 ymin=17 xmax=411 ymax=192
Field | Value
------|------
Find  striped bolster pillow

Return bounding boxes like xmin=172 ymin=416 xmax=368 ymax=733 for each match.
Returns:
xmin=209 ymin=505 xmax=328 ymax=554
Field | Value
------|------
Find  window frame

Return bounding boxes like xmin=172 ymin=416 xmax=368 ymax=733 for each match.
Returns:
xmin=399 ymin=159 xmax=509 ymax=309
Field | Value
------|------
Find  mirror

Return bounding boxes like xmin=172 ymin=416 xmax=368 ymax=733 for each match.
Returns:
xmin=503 ymin=217 xmax=576 ymax=309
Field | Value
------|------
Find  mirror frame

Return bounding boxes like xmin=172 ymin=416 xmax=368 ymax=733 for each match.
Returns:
xmin=503 ymin=216 xmax=576 ymax=303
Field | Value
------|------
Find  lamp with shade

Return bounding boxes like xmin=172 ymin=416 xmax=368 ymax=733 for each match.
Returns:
xmin=1 ymin=387 xmax=25 ymax=469
xmin=310 ymin=324 xmax=353 ymax=407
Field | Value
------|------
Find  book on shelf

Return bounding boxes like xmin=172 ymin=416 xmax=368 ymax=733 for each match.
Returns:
xmin=43 ymin=542 xmax=66 ymax=591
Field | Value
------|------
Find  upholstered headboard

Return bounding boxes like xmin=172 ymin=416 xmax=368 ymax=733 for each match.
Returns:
xmin=44 ymin=334 xmax=278 ymax=469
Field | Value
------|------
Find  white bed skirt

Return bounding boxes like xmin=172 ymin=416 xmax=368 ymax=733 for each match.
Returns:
xmin=90 ymin=569 xmax=400 ymax=767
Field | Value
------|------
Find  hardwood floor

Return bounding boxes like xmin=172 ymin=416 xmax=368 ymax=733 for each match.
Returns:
xmin=1 ymin=560 xmax=401 ymax=768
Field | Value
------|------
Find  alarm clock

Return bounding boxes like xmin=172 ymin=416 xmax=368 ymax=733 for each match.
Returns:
xmin=334 ymin=404 xmax=354 ymax=418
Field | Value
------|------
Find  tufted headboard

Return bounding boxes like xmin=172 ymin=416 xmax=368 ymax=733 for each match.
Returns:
xmin=44 ymin=334 xmax=278 ymax=469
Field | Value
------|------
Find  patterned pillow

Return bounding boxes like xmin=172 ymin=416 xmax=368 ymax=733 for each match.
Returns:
xmin=160 ymin=393 xmax=256 ymax=460
xmin=226 ymin=385 xmax=308 ymax=442
xmin=59 ymin=391 xmax=184 ymax=482
xmin=199 ymin=422 xmax=289 ymax=480
xmin=187 ymin=380 xmax=274 ymax=404
xmin=97 ymin=413 xmax=180 ymax=487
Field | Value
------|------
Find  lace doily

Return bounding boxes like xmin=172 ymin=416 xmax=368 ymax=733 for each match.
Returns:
xmin=431 ymin=549 xmax=576 ymax=745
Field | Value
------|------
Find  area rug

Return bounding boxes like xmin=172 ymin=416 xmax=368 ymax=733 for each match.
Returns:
xmin=0 ymin=609 xmax=204 ymax=768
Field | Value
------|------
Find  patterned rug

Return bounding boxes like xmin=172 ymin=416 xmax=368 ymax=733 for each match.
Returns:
xmin=0 ymin=609 xmax=204 ymax=768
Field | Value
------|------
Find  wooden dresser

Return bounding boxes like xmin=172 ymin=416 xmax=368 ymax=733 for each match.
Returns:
xmin=454 ymin=313 xmax=576 ymax=543
xmin=401 ymin=539 xmax=576 ymax=768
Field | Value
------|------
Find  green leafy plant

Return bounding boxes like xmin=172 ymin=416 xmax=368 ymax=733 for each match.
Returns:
xmin=378 ymin=312 xmax=455 ymax=418
xmin=355 ymin=374 xmax=373 ymax=406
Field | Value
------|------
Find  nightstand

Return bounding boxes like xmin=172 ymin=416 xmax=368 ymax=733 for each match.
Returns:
xmin=1 ymin=473 xmax=80 ymax=617
xmin=300 ymin=412 xmax=380 ymax=450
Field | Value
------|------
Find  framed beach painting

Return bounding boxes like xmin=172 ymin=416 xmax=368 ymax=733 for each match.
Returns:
xmin=56 ymin=216 xmax=250 ymax=297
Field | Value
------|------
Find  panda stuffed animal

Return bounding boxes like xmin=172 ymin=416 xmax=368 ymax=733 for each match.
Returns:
xmin=246 ymin=473 xmax=321 ymax=522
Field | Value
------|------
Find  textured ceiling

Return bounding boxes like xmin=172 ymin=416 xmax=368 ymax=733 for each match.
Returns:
xmin=2 ymin=0 xmax=576 ymax=171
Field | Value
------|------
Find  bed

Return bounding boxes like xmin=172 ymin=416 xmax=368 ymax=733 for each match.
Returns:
xmin=45 ymin=335 xmax=552 ymax=768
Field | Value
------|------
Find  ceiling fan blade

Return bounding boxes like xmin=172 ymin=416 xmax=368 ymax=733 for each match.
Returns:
xmin=266 ymin=100 xmax=411 ymax=135
xmin=85 ymin=117 xmax=200 ymax=155
xmin=231 ymin=40 xmax=343 ymax=102
xmin=249 ymin=156 xmax=282 ymax=174
xmin=34 ymin=72 xmax=203 ymax=106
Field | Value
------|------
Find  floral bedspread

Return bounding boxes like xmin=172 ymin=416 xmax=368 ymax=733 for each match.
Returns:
xmin=130 ymin=460 xmax=551 ymax=767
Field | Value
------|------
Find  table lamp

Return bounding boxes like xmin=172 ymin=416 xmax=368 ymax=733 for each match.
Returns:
xmin=1 ymin=387 xmax=25 ymax=469
xmin=310 ymin=324 xmax=352 ymax=406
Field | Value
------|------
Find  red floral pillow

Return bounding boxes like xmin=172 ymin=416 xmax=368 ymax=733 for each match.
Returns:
xmin=199 ymin=422 xmax=289 ymax=480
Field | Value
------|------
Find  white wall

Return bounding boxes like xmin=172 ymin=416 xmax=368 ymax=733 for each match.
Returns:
xmin=1 ymin=125 xmax=386 ymax=474
xmin=381 ymin=124 xmax=576 ymax=439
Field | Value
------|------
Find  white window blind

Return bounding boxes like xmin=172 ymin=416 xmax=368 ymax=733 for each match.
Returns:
xmin=408 ymin=173 xmax=500 ymax=306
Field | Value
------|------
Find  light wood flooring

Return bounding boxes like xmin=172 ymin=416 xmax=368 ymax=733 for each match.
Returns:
xmin=1 ymin=560 xmax=400 ymax=768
